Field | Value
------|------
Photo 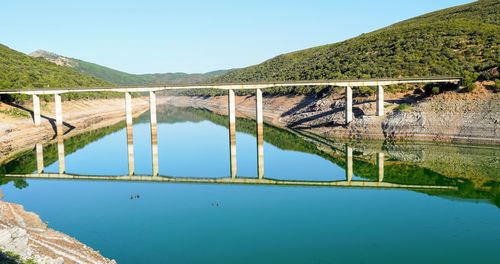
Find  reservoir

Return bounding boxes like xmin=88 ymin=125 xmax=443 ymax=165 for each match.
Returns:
xmin=1 ymin=105 xmax=499 ymax=264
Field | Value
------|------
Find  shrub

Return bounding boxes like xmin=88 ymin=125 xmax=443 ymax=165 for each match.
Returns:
xmin=431 ymin=86 xmax=440 ymax=95
xmin=355 ymin=86 xmax=375 ymax=97
xmin=495 ymin=79 xmax=500 ymax=90
xmin=462 ymin=71 xmax=480 ymax=92
xmin=396 ymin=103 xmax=412 ymax=112
xmin=464 ymin=82 xmax=478 ymax=92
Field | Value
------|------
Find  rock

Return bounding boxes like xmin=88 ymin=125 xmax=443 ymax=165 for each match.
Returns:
xmin=0 ymin=200 xmax=116 ymax=264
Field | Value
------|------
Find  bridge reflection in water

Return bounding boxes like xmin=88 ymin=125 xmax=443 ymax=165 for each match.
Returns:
xmin=5 ymin=134 xmax=456 ymax=191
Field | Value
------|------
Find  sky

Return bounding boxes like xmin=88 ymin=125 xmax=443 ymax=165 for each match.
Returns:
xmin=1 ymin=0 xmax=474 ymax=74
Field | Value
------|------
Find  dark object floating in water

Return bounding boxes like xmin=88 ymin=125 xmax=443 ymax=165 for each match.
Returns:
xmin=130 ymin=194 xmax=141 ymax=200
xmin=211 ymin=200 xmax=220 ymax=207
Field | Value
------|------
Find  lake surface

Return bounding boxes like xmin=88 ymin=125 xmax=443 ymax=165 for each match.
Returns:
xmin=1 ymin=105 xmax=499 ymax=264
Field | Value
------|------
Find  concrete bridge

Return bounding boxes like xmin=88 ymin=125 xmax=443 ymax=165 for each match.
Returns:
xmin=0 ymin=77 xmax=461 ymax=179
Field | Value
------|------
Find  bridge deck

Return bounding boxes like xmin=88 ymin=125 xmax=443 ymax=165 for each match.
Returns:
xmin=0 ymin=77 xmax=462 ymax=95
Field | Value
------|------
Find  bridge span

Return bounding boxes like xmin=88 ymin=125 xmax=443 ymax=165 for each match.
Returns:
xmin=1 ymin=77 xmax=461 ymax=178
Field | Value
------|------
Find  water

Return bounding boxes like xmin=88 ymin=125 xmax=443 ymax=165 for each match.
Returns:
xmin=1 ymin=105 xmax=499 ymax=264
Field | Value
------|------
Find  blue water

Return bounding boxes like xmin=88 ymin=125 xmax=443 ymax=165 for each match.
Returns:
xmin=1 ymin=106 xmax=499 ymax=264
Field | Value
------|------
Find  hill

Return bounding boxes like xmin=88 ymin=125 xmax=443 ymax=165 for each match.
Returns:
xmin=0 ymin=44 xmax=110 ymax=91
xmin=30 ymin=50 xmax=231 ymax=86
xmin=214 ymin=0 xmax=499 ymax=88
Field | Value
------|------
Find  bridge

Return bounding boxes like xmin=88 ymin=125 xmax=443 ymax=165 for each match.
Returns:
xmin=0 ymin=77 xmax=462 ymax=179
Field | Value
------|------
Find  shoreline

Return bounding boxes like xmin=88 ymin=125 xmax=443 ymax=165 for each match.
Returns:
xmin=162 ymin=91 xmax=500 ymax=145
xmin=1 ymin=90 xmax=499 ymax=164
xmin=0 ymin=197 xmax=116 ymax=264
xmin=0 ymin=97 xmax=158 ymax=164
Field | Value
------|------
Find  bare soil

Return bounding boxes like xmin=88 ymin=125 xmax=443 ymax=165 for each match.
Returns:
xmin=163 ymin=89 xmax=499 ymax=144
xmin=0 ymin=97 xmax=153 ymax=163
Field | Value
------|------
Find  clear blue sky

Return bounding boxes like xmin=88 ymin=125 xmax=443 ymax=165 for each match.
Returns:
xmin=1 ymin=0 xmax=473 ymax=74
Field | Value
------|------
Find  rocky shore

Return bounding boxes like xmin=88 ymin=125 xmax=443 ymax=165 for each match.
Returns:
xmin=163 ymin=89 xmax=499 ymax=144
xmin=0 ymin=196 xmax=115 ymax=264
xmin=0 ymin=97 xmax=156 ymax=163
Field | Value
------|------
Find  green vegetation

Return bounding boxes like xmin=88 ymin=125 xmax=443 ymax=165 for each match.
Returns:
xmin=495 ymin=79 xmax=500 ymax=90
xmin=0 ymin=44 xmax=121 ymax=102
xmin=0 ymin=44 xmax=109 ymax=89
xmin=31 ymin=50 xmax=231 ymax=86
xmin=395 ymin=103 xmax=412 ymax=112
xmin=462 ymin=71 xmax=480 ymax=92
xmin=0 ymin=250 xmax=36 ymax=264
xmin=0 ymin=108 xmax=32 ymax=118
xmin=213 ymin=0 xmax=499 ymax=95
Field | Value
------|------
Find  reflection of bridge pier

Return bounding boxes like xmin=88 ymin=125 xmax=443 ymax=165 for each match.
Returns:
xmin=345 ymin=145 xmax=353 ymax=181
xmin=36 ymin=143 xmax=44 ymax=173
xmin=377 ymin=152 xmax=384 ymax=182
xmin=57 ymin=132 xmax=65 ymax=174
xmin=125 ymin=92 xmax=134 ymax=176
xmin=344 ymin=145 xmax=385 ymax=184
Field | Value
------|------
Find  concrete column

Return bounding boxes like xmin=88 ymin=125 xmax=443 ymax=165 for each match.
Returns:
xmin=54 ymin=94 xmax=63 ymax=135
xmin=57 ymin=133 xmax=65 ymax=174
xmin=377 ymin=152 xmax=384 ymax=182
xmin=345 ymin=145 xmax=353 ymax=182
xmin=36 ymin=143 xmax=44 ymax=173
xmin=33 ymin=94 xmax=41 ymax=126
xmin=228 ymin=89 xmax=237 ymax=178
xmin=149 ymin=91 xmax=159 ymax=176
xmin=376 ymin=85 xmax=384 ymax=116
xmin=345 ymin=86 xmax=353 ymax=124
xmin=256 ymin=88 xmax=264 ymax=179
xmin=125 ymin=92 xmax=134 ymax=176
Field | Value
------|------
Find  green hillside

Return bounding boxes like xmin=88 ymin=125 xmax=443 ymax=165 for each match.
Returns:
xmin=215 ymin=0 xmax=499 ymax=86
xmin=31 ymin=50 xmax=231 ymax=86
xmin=0 ymin=44 xmax=110 ymax=90
xmin=0 ymin=44 xmax=121 ymax=102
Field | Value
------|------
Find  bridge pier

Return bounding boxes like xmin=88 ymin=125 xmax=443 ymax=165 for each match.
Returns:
xmin=33 ymin=94 xmax=41 ymax=126
xmin=149 ymin=91 xmax=159 ymax=176
xmin=228 ymin=89 xmax=237 ymax=178
xmin=345 ymin=86 xmax=353 ymax=124
xmin=54 ymin=94 xmax=63 ymax=135
xmin=345 ymin=145 xmax=353 ymax=181
xmin=125 ymin=92 xmax=134 ymax=176
xmin=36 ymin=143 xmax=44 ymax=173
xmin=377 ymin=152 xmax=384 ymax=182
xmin=376 ymin=85 xmax=384 ymax=116
xmin=256 ymin=88 xmax=264 ymax=179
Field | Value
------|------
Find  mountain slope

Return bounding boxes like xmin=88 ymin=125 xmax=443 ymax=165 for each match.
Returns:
xmin=0 ymin=44 xmax=110 ymax=90
xmin=215 ymin=0 xmax=499 ymax=83
xmin=30 ymin=50 xmax=231 ymax=86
